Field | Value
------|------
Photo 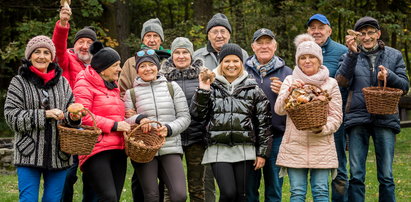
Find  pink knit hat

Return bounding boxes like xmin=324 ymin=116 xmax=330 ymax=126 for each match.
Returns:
xmin=294 ymin=34 xmax=323 ymax=65
xmin=25 ymin=35 xmax=56 ymax=60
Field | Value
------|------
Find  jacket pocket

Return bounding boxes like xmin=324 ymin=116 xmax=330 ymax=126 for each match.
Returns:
xmin=16 ymin=134 xmax=35 ymax=157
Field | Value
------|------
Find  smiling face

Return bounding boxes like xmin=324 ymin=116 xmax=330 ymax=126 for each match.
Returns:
xmin=208 ymin=26 xmax=230 ymax=52
xmin=74 ymin=38 xmax=93 ymax=64
xmin=298 ymin=54 xmax=321 ymax=76
xmin=143 ymin=32 xmax=162 ymax=50
xmin=172 ymin=48 xmax=192 ymax=69
xmin=307 ymin=20 xmax=332 ymax=46
xmin=358 ymin=26 xmax=381 ymax=50
xmin=220 ymin=55 xmax=243 ymax=83
xmin=251 ymin=36 xmax=277 ymax=65
xmin=137 ymin=61 xmax=158 ymax=82
xmin=100 ymin=61 xmax=121 ymax=82
xmin=30 ymin=48 xmax=52 ymax=73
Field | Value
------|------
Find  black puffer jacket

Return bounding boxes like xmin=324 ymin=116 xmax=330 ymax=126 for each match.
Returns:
xmin=160 ymin=58 xmax=207 ymax=146
xmin=190 ymin=72 xmax=273 ymax=158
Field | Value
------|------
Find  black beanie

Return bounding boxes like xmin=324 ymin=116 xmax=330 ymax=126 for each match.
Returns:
xmin=219 ymin=43 xmax=243 ymax=63
xmin=206 ymin=13 xmax=232 ymax=34
xmin=354 ymin=16 xmax=380 ymax=31
xmin=135 ymin=49 xmax=160 ymax=72
xmin=74 ymin=26 xmax=97 ymax=44
xmin=89 ymin=41 xmax=120 ymax=73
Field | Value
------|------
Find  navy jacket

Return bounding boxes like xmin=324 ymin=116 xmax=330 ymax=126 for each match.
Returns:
xmin=245 ymin=56 xmax=293 ymax=137
xmin=336 ymin=45 xmax=409 ymax=133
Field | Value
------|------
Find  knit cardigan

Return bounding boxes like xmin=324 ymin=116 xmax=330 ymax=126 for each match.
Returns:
xmin=4 ymin=60 xmax=79 ymax=170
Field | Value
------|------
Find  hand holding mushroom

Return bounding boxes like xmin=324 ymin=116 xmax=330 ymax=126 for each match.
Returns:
xmin=67 ymin=103 xmax=87 ymax=121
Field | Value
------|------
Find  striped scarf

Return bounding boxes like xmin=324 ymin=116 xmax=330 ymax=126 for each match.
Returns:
xmin=251 ymin=55 xmax=277 ymax=77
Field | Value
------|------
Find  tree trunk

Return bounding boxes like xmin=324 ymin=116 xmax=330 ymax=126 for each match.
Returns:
xmin=102 ymin=0 xmax=130 ymax=64
xmin=193 ymin=0 xmax=213 ymax=26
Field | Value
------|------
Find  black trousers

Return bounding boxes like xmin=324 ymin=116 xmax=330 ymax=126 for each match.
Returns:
xmin=82 ymin=150 xmax=127 ymax=202
xmin=211 ymin=161 xmax=253 ymax=202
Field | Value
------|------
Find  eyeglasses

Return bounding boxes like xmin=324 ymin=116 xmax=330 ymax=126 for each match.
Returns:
xmin=209 ymin=29 xmax=228 ymax=36
xmin=359 ymin=31 xmax=378 ymax=37
xmin=41 ymin=89 xmax=50 ymax=110
xmin=136 ymin=49 xmax=156 ymax=57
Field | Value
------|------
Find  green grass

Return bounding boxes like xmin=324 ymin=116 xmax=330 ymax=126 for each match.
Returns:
xmin=1 ymin=128 xmax=410 ymax=201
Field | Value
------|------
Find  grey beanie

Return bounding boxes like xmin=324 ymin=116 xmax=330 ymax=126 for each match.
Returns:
xmin=171 ymin=37 xmax=194 ymax=57
xmin=206 ymin=13 xmax=232 ymax=34
xmin=141 ymin=18 xmax=164 ymax=42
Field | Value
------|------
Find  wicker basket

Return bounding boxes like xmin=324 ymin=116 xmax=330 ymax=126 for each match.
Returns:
xmin=124 ymin=121 xmax=165 ymax=163
xmin=58 ymin=108 xmax=101 ymax=155
xmin=286 ymin=100 xmax=329 ymax=130
xmin=362 ymin=76 xmax=403 ymax=115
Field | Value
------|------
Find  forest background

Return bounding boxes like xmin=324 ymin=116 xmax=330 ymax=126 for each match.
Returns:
xmin=0 ymin=0 xmax=410 ymax=135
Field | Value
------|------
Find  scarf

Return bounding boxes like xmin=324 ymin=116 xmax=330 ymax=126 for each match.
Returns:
xmin=251 ymin=55 xmax=277 ymax=77
xmin=29 ymin=65 xmax=56 ymax=84
xmin=292 ymin=65 xmax=329 ymax=87
xmin=103 ymin=80 xmax=118 ymax=90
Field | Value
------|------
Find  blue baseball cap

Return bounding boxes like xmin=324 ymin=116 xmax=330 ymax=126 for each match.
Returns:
xmin=307 ymin=14 xmax=330 ymax=26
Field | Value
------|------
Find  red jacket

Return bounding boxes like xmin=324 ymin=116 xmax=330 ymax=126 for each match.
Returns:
xmin=52 ymin=21 xmax=87 ymax=89
xmin=73 ymin=67 xmax=125 ymax=169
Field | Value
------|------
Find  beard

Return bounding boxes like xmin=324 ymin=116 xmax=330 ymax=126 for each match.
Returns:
xmin=76 ymin=51 xmax=92 ymax=63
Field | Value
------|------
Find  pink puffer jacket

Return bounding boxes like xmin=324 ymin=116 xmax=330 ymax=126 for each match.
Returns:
xmin=274 ymin=65 xmax=342 ymax=169
xmin=73 ymin=67 xmax=125 ymax=169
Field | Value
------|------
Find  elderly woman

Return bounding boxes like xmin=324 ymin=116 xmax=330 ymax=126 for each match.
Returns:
xmin=159 ymin=37 xmax=207 ymax=201
xmin=4 ymin=35 xmax=82 ymax=201
xmin=274 ymin=34 xmax=343 ymax=201
xmin=190 ymin=43 xmax=272 ymax=202
xmin=73 ymin=41 xmax=131 ymax=201
xmin=124 ymin=50 xmax=190 ymax=202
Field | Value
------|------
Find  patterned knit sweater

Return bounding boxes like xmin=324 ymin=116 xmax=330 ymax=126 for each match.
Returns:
xmin=4 ymin=60 xmax=79 ymax=170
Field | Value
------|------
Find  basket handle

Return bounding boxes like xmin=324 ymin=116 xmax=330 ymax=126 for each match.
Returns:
xmin=127 ymin=120 xmax=163 ymax=137
xmin=136 ymin=120 xmax=162 ymax=129
xmin=82 ymin=108 xmax=99 ymax=132
xmin=380 ymin=74 xmax=387 ymax=92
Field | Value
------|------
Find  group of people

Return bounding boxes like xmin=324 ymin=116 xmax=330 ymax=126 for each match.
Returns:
xmin=3 ymin=3 xmax=409 ymax=202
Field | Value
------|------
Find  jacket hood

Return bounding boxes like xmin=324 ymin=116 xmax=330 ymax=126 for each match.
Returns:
xmin=77 ymin=66 xmax=117 ymax=93
xmin=213 ymin=66 xmax=257 ymax=94
xmin=18 ymin=59 xmax=62 ymax=89
xmin=159 ymin=57 xmax=204 ymax=80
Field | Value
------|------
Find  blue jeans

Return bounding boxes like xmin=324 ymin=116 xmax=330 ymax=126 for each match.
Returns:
xmin=348 ymin=125 xmax=396 ymax=202
xmin=247 ymin=136 xmax=283 ymax=202
xmin=17 ymin=166 xmax=67 ymax=202
xmin=288 ymin=168 xmax=330 ymax=202
xmin=332 ymin=125 xmax=348 ymax=202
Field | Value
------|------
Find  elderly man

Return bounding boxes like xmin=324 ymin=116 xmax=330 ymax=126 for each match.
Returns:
xmin=244 ymin=28 xmax=292 ymax=202
xmin=193 ymin=13 xmax=248 ymax=70
xmin=307 ymin=13 xmax=349 ymax=202
xmin=52 ymin=6 xmax=99 ymax=202
xmin=336 ymin=16 xmax=409 ymax=202
xmin=119 ymin=18 xmax=171 ymax=95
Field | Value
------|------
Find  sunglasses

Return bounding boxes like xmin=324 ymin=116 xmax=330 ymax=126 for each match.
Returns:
xmin=41 ymin=89 xmax=50 ymax=110
xmin=136 ymin=49 xmax=155 ymax=57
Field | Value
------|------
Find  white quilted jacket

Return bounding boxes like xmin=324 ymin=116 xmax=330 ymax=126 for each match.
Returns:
xmin=124 ymin=76 xmax=190 ymax=155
